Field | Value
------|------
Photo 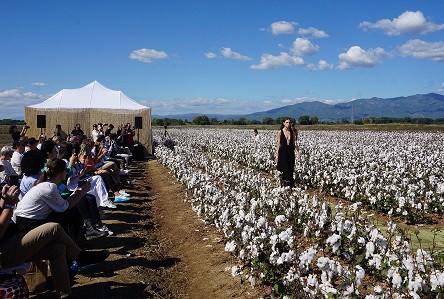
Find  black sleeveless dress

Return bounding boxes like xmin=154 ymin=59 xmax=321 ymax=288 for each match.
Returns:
xmin=277 ymin=129 xmax=295 ymax=186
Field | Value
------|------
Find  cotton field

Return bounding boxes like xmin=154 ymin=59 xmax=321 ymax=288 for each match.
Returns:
xmin=153 ymin=127 xmax=444 ymax=298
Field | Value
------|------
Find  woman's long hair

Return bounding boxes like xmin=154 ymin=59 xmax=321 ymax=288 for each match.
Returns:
xmin=58 ymin=141 xmax=74 ymax=160
xmin=38 ymin=158 xmax=67 ymax=184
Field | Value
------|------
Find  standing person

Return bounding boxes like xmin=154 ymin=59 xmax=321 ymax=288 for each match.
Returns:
xmin=122 ymin=123 xmax=135 ymax=150
xmin=252 ymin=129 xmax=260 ymax=143
xmin=54 ymin=124 xmax=68 ymax=141
xmin=9 ymin=125 xmax=29 ymax=142
xmin=275 ymin=118 xmax=297 ymax=187
xmin=91 ymin=124 xmax=99 ymax=142
xmin=71 ymin=123 xmax=84 ymax=139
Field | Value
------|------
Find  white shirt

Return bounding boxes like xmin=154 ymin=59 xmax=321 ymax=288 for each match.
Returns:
xmin=10 ymin=151 xmax=23 ymax=176
xmin=91 ymin=129 xmax=99 ymax=142
xmin=13 ymin=181 xmax=69 ymax=220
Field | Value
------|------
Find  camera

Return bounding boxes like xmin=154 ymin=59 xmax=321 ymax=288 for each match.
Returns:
xmin=24 ymin=126 xmax=30 ymax=129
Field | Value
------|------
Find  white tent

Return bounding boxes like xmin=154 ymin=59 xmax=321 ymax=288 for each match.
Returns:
xmin=29 ymin=80 xmax=147 ymax=110
xmin=25 ymin=80 xmax=152 ymax=154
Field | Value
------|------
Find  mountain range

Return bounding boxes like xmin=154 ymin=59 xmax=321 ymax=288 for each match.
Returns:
xmin=153 ymin=93 xmax=444 ymax=122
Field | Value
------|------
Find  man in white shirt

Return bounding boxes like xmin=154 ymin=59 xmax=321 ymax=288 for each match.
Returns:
xmin=11 ymin=140 xmax=25 ymax=177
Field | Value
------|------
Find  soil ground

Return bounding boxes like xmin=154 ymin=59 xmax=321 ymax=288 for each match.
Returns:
xmin=31 ymin=159 xmax=265 ymax=299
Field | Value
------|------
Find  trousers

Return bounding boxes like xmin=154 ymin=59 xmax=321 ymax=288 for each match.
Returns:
xmin=0 ymin=222 xmax=81 ymax=297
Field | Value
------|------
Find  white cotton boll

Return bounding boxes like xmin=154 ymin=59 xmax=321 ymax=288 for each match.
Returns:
xmin=355 ymin=265 xmax=365 ymax=286
xmin=408 ymin=273 xmax=423 ymax=292
xmin=373 ymin=285 xmax=383 ymax=293
xmin=284 ymin=267 xmax=298 ymax=283
xmin=247 ymin=274 xmax=256 ymax=287
xmin=274 ymin=214 xmax=287 ymax=225
xmin=409 ymin=291 xmax=421 ymax=299
xmin=225 ymin=240 xmax=236 ymax=252
xmin=317 ymin=257 xmax=329 ymax=270
xmin=256 ymin=216 xmax=267 ymax=228
xmin=392 ymin=271 xmax=402 ymax=289
xmin=366 ymin=241 xmax=375 ymax=258
xmin=326 ymin=234 xmax=341 ymax=253
xmin=430 ymin=270 xmax=444 ymax=290
xmin=231 ymin=265 xmax=241 ymax=277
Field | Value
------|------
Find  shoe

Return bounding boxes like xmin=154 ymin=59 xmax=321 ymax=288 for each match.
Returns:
xmin=85 ymin=226 xmax=108 ymax=239
xmin=119 ymin=190 xmax=130 ymax=197
xmin=84 ymin=220 xmax=108 ymax=239
xmin=97 ymin=224 xmax=114 ymax=236
xmin=114 ymin=196 xmax=130 ymax=203
xmin=102 ymin=200 xmax=117 ymax=209
xmin=76 ymin=249 xmax=110 ymax=269
xmin=119 ymin=169 xmax=129 ymax=175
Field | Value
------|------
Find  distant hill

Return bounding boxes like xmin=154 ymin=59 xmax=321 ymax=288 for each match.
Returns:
xmin=153 ymin=93 xmax=444 ymax=122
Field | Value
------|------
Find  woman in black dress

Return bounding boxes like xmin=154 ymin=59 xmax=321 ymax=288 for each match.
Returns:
xmin=275 ymin=118 xmax=297 ymax=187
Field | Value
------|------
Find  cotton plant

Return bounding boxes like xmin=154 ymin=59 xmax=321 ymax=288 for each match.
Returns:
xmin=152 ymin=128 xmax=444 ymax=298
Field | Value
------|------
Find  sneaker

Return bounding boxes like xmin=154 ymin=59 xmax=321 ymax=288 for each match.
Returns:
xmin=102 ymin=200 xmax=117 ymax=209
xmin=97 ymin=225 xmax=114 ymax=236
xmin=85 ymin=226 xmax=108 ymax=239
xmin=119 ymin=190 xmax=130 ymax=197
xmin=114 ymin=196 xmax=130 ymax=203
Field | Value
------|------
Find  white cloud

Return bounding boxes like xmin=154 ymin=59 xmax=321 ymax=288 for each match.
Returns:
xmin=0 ymin=88 xmax=47 ymax=119
xmin=359 ymin=10 xmax=444 ymax=36
xmin=270 ymin=21 xmax=297 ymax=35
xmin=398 ymin=39 xmax=444 ymax=62
xmin=291 ymin=38 xmax=319 ymax=56
xmin=280 ymin=97 xmax=313 ymax=105
xmin=297 ymin=27 xmax=329 ymax=38
xmin=205 ymin=52 xmax=217 ymax=59
xmin=129 ymin=48 xmax=168 ymax=63
xmin=250 ymin=52 xmax=304 ymax=70
xmin=338 ymin=46 xmax=387 ymax=69
xmin=31 ymin=82 xmax=48 ymax=87
xmin=438 ymin=82 xmax=444 ymax=94
xmin=221 ymin=47 xmax=250 ymax=60
xmin=306 ymin=60 xmax=334 ymax=71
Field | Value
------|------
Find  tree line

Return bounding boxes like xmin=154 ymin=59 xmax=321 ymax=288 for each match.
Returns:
xmin=153 ymin=115 xmax=444 ymax=126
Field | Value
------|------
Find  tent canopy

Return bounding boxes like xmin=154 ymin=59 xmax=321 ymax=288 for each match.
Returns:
xmin=29 ymin=80 xmax=147 ymax=110
xmin=25 ymin=81 xmax=152 ymax=155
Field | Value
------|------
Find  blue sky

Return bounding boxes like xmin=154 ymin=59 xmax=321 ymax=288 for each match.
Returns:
xmin=1 ymin=0 xmax=443 ymax=119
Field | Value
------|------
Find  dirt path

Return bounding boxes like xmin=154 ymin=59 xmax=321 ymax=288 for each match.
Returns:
xmin=31 ymin=159 xmax=264 ymax=298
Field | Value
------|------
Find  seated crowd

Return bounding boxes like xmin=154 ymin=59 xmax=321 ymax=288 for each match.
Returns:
xmin=0 ymin=122 xmax=137 ymax=298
